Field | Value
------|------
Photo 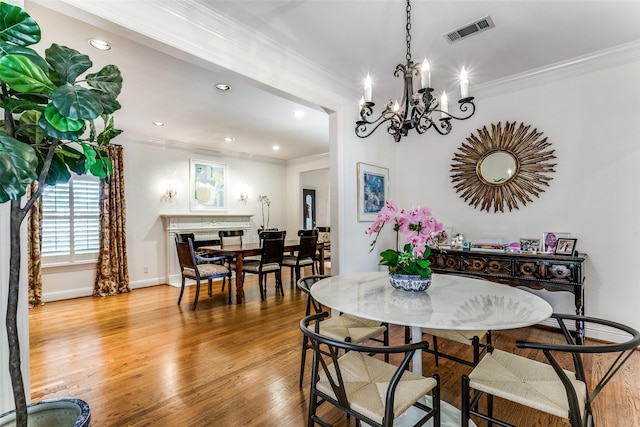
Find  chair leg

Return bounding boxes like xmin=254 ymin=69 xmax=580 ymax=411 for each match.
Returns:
xmin=192 ymin=280 xmax=201 ymax=310
xmin=208 ymin=278 xmax=213 ymax=298
xmin=277 ymin=270 xmax=284 ymax=296
xmin=258 ymin=274 xmax=265 ymax=301
xmin=461 ymin=375 xmax=470 ymax=425
xmin=433 ymin=336 xmax=440 ymax=366
xmin=299 ymin=335 xmax=309 ymax=388
xmin=178 ymin=277 xmax=186 ymax=305
xmin=227 ymin=275 xmax=232 ymax=303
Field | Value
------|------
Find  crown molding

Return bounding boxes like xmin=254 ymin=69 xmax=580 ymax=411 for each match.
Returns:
xmin=475 ymin=40 xmax=640 ymax=98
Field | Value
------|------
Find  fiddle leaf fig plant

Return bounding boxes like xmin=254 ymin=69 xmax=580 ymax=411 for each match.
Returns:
xmin=0 ymin=3 xmax=123 ymax=426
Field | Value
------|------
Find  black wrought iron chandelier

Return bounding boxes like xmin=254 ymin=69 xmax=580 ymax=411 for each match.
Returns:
xmin=355 ymin=0 xmax=476 ymax=142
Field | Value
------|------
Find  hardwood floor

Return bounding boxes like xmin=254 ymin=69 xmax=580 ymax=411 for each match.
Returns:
xmin=29 ymin=269 xmax=640 ymax=426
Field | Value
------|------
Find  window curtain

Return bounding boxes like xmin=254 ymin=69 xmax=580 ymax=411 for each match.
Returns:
xmin=27 ymin=182 xmax=43 ymax=308
xmin=94 ymin=145 xmax=130 ymax=296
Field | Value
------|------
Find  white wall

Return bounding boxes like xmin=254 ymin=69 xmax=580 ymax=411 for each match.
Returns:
xmin=40 ymin=138 xmax=291 ymax=299
xmin=393 ymin=60 xmax=640 ymax=338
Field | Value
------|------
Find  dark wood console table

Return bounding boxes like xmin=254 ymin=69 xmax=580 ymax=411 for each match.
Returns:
xmin=428 ymin=248 xmax=586 ymax=342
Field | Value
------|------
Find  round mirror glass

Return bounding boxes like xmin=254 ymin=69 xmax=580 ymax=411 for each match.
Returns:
xmin=478 ymin=151 xmax=517 ymax=185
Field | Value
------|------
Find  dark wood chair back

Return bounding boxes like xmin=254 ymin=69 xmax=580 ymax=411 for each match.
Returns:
xmin=259 ymin=230 xmax=286 ymax=240
xmin=297 ymin=232 xmax=318 ymax=259
xmin=175 ymin=232 xmax=195 ymax=244
xmin=175 ymin=238 xmax=197 ymax=271
xmin=260 ymin=236 xmax=285 ymax=266
xmin=219 ymin=229 xmax=243 ymax=248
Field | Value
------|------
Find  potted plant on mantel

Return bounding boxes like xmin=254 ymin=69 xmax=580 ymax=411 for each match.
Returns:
xmin=0 ymin=3 xmax=123 ymax=426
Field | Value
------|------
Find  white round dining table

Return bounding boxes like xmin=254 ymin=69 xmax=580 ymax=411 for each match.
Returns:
xmin=310 ymin=272 xmax=552 ymax=427
xmin=311 ymin=271 xmax=554 ymax=427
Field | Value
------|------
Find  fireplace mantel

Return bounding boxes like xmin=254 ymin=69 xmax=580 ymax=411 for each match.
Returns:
xmin=161 ymin=213 xmax=253 ymax=285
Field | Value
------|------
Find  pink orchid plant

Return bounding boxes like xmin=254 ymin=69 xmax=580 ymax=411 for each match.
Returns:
xmin=366 ymin=200 xmax=443 ymax=278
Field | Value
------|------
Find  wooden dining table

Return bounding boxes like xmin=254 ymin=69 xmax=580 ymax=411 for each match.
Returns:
xmin=200 ymin=240 xmax=325 ymax=303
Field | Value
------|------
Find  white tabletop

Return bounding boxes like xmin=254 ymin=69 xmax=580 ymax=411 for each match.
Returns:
xmin=311 ymin=271 xmax=553 ymax=331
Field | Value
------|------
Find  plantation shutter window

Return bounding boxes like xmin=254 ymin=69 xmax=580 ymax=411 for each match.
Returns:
xmin=41 ymin=176 xmax=101 ymax=264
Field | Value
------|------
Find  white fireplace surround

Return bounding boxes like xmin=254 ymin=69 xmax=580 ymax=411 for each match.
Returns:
xmin=161 ymin=213 xmax=253 ymax=285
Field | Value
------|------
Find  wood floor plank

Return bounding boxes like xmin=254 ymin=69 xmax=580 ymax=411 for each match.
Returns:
xmin=28 ymin=269 xmax=640 ymax=426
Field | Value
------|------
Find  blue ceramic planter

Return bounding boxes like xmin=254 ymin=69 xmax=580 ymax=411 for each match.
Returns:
xmin=389 ymin=273 xmax=432 ymax=292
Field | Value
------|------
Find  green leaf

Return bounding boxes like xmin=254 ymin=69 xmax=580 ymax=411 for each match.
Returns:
xmin=90 ymin=150 xmax=112 ymax=178
xmin=43 ymin=103 xmax=85 ymax=132
xmin=0 ymin=42 xmax=48 ymax=71
xmin=94 ymin=89 xmax=121 ymax=115
xmin=40 ymin=150 xmax=72 ymax=186
xmin=0 ymin=54 xmax=55 ymax=93
xmin=38 ymin=110 xmax=85 ymax=140
xmin=80 ymin=143 xmax=97 ymax=171
xmin=17 ymin=110 xmax=46 ymax=144
xmin=45 ymin=43 xmax=91 ymax=84
xmin=96 ymin=116 xmax=123 ymax=145
xmin=52 ymin=84 xmax=103 ymax=120
xmin=0 ymin=129 xmax=38 ymax=202
xmin=86 ymin=64 xmax=122 ymax=97
xmin=58 ymin=144 xmax=88 ymax=175
xmin=1 ymin=96 xmax=42 ymax=113
xmin=0 ymin=3 xmax=40 ymax=46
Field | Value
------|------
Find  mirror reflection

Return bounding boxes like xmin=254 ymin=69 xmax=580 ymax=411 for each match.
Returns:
xmin=478 ymin=151 xmax=517 ymax=185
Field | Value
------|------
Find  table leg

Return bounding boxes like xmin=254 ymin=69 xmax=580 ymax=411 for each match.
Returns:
xmin=235 ymin=253 xmax=244 ymax=304
xmin=411 ymin=326 xmax=422 ymax=376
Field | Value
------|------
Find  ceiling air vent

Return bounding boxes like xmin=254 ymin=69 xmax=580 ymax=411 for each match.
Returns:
xmin=444 ymin=16 xmax=495 ymax=44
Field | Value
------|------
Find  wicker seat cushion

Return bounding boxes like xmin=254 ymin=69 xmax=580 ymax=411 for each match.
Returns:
xmin=317 ymin=351 xmax=437 ymax=424
xmin=313 ymin=314 xmax=387 ymax=343
xmin=421 ymin=328 xmax=488 ymax=345
xmin=182 ymin=264 xmax=229 ymax=279
xmin=469 ymin=349 xmax=587 ymax=419
xmin=242 ymin=262 xmax=281 ymax=273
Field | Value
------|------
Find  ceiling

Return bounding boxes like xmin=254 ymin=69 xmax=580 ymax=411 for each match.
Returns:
xmin=26 ymin=1 xmax=640 ymax=161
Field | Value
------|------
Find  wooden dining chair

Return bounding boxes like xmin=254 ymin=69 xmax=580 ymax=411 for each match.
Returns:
xmin=461 ymin=313 xmax=640 ymax=427
xmin=282 ymin=229 xmax=318 ymax=284
xmin=301 ymin=312 xmax=441 ymax=427
xmin=242 ymin=234 xmax=285 ymax=300
xmin=174 ymin=236 xmax=232 ymax=310
xmin=297 ymin=275 xmax=389 ymax=387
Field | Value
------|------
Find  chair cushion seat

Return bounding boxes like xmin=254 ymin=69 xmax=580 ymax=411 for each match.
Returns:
xmin=317 ymin=351 xmax=437 ymax=424
xmin=313 ymin=314 xmax=387 ymax=343
xmin=468 ymin=349 xmax=587 ymax=419
xmin=182 ymin=264 xmax=229 ymax=279
xmin=243 ymin=255 xmax=262 ymax=263
xmin=282 ymin=256 xmax=314 ymax=267
xmin=242 ymin=262 xmax=281 ymax=273
xmin=421 ymin=327 xmax=488 ymax=345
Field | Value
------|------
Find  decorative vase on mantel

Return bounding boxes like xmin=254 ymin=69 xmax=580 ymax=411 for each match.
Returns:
xmin=389 ymin=273 xmax=432 ymax=292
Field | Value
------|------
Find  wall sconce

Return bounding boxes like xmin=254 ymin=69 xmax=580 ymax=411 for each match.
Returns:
xmin=162 ymin=185 xmax=177 ymax=203
xmin=239 ymin=193 xmax=248 ymax=204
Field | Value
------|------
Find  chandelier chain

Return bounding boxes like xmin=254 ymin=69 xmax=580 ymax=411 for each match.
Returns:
xmin=405 ymin=0 xmax=412 ymax=63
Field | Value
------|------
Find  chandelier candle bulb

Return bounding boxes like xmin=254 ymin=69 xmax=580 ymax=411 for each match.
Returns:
xmin=460 ymin=67 xmax=469 ymax=98
xmin=421 ymin=59 xmax=430 ymax=88
xmin=364 ymin=74 xmax=372 ymax=102
xmin=441 ymin=92 xmax=448 ymax=118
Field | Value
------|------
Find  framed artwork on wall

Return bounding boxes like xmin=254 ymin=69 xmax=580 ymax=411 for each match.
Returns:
xmin=190 ymin=159 xmax=227 ymax=211
xmin=357 ymin=162 xmax=388 ymax=222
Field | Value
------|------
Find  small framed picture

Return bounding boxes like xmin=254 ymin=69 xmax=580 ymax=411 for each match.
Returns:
xmin=555 ymin=238 xmax=578 ymax=256
xmin=519 ymin=238 xmax=541 ymax=253
xmin=357 ymin=162 xmax=389 ymax=222
xmin=542 ymin=232 xmax=570 ymax=254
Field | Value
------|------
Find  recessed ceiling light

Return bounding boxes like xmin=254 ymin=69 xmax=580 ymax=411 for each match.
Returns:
xmin=88 ymin=38 xmax=111 ymax=51
xmin=224 ymin=136 xmax=235 ymax=142
xmin=215 ymin=83 xmax=230 ymax=91
xmin=294 ymin=110 xmax=305 ymax=118
xmin=153 ymin=121 xmax=165 ymax=126
xmin=272 ymin=145 xmax=280 ymax=151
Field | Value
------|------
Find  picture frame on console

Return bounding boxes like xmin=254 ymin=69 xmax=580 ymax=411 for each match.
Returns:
xmin=555 ymin=238 xmax=578 ymax=256
xmin=519 ymin=238 xmax=541 ymax=253
xmin=542 ymin=232 xmax=570 ymax=254
xmin=190 ymin=159 xmax=227 ymax=211
xmin=357 ymin=162 xmax=388 ymax=222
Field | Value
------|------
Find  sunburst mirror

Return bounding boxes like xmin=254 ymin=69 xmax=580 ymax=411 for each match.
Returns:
xmin=450 ymin=122 xmax=556 ymax=213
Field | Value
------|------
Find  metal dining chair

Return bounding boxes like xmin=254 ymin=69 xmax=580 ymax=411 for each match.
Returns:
xmin=462 ymin=313 xmax=640 ymax=427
